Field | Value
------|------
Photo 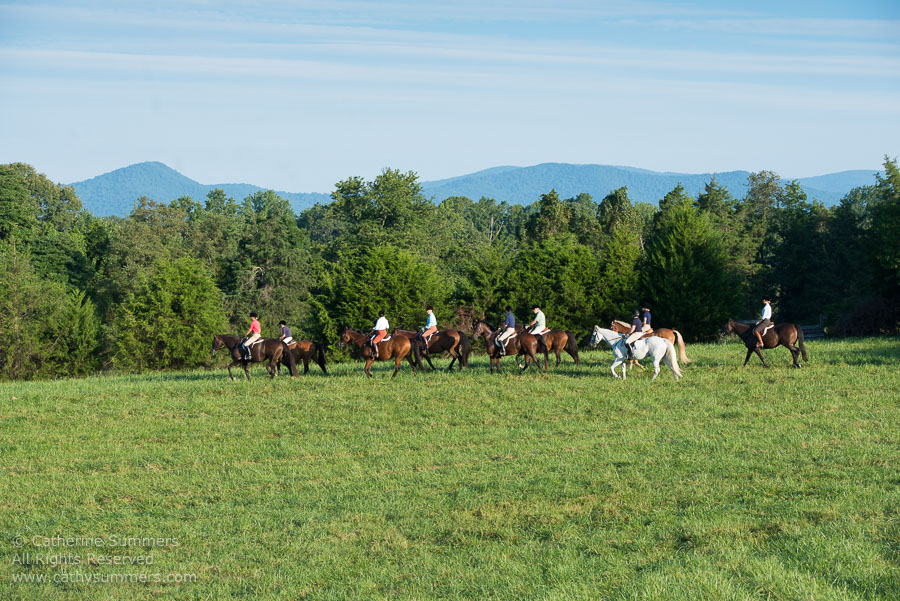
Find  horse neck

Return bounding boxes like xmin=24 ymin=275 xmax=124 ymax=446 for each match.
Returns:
xmin=729 ymin=320 xmax=750 ymax=334
xmin=217 ymin=334 xmax=241 ymax=348
xmin=343 ymin=330 xmax=367 ymax=346
xmin=612 ymin=320 xmax=629 ymax=332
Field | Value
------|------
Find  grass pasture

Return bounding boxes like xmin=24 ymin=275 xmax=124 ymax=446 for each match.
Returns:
xmin=1 ymin=338 xmax=898 ymax=600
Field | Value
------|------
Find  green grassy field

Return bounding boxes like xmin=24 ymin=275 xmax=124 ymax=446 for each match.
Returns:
xmin=1 ymin=338 xmax=898 ymax=600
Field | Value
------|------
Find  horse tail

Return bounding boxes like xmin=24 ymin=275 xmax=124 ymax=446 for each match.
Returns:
xmin=410 ymin=337 xmax=424 ymax=370
xmin=663 ymin=338 xmax=683 ymax=379
xmin=282 ymin=342 xmax=298 ymax=377
xmin=565 ymin=330 xmax=580 ymax=364
xmin=672 ymin=330 xmax=691 ymax=363
xmin=796 ymin=326 xmax=808 ymax=362
xmin=314 ymin=341 xmax=328 ymax=375
xmin=458 ymin=331 xmax=472 ymax=367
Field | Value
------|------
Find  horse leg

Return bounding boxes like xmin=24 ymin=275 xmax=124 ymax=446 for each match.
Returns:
xmin=405 ymin=351 xmax=419 ymax=374
xmin=243 ymin=361 xmax=251 ymax=381
xmin=227 ymin=361 xmax=239 ymax=381
xmin=652 ymin=357 xmax=661 ymax=380
xmin=610 ymin=358 xmax=621 ymax=378
xmin=554 ymin=349 xmax=561 ymax=367
xmin=743 ymin=347 xmax=754 ymax=367
xmin=754 ymin=347 xmax=769 ymax=368
xmin=365 ymin=358 xmax=374 ymax=378
xmin=303 ymin=357 xmax=310 ymax=374
xmin=784 ymin=342 xmax=801 ymax=367
xmin=392 ymin=355 xmax=402 ymax=378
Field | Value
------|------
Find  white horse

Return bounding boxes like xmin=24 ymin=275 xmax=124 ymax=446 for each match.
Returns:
xmin=590 ymin=326 xmax=683 ymax=380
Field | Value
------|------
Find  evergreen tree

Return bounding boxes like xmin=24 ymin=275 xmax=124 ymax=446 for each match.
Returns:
xmin=642 ymin=196 xmax=740 ymax=339
xmin=113 ymin=257 xmax=227 ymax=370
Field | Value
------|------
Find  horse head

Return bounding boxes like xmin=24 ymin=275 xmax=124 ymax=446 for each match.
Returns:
xmin=472 ymin=320 xmax=490 ymax=339
xmin=719 ymin=319 xmax=735 ymax=338
xmin=211 ymin=334 xmax=224 ymax=357
xmin=337 ymin=327 xmax=353 ymax=349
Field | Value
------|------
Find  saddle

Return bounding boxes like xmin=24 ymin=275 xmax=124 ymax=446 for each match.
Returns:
xmin=369 ymin=335 xmax=391 ymax=343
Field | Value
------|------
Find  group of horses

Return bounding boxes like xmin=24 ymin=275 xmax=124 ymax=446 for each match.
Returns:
xmin=210 ymin=316 xmax=808 ymax=381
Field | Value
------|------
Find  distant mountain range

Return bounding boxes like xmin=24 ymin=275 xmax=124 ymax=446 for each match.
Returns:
xmin=70 ymin=161 xmax=884 ymax=217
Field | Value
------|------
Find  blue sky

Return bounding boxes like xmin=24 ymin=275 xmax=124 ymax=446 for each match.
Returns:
xmin=1 ymin=1 xmax=897 ymax=192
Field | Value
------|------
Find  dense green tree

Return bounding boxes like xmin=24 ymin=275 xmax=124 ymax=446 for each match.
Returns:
xmin=870 ymin=157 xmax=900 ymax=302
xmin=112 ymin=257 xmax=227 ymax=371
xmin=508 ymin=235 xmax=604 ymax=333
xmin=0 ymin=242 xmax=100 ymax=380
xmin=642 ymin=193 xmax=740 ymax=339
xmin=310 ymin=244 xmax=449 ymax=344
xmin=222 ymin=190 xmax=315 ymax=335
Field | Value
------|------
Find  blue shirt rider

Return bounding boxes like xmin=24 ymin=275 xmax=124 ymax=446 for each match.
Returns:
xmin=496 ymin=305 xmax=517 ymax=354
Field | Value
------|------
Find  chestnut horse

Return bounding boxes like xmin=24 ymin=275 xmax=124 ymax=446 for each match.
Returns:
xmin=211 ymin=334 xmax=298 ymax=381
xmin=338 ymin=328 xmax=421 ymax=378
xmin=393 ymin=329 xmax=472 ymax=371
xmin=610 ymin=320 xmax=691 ymax=364
xmin=472 ymin=320 xmax=547 ymax=374
xmin=282 ymin=340 xmax=328 ymax=375
xmin=720 ymin=319 xmax=808 ymax=368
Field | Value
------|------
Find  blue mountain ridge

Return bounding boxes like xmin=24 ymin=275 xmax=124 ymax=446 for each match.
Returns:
xmin=70 ymin=161 xmax=884 ymax=218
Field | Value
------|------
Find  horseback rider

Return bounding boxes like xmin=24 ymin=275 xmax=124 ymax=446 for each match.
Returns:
xmin=279 ymin=320 xmax=293 ymax=345
xmin=496 ymin=305 xmax=517 ymax=355
xmin=241 ymin=312 xmax=262 ymax=360
xmin=527 ymin=304 xmax=547 ymax=333
xmin=624 ymin=309 xmax=644 ymax=357
xmin=417 ymin=305 xmax=438 ymax=354
xmin=641 ymin=303 xmax=653 ymax=334
xmin=753 ymin=296 xmax=773 ymax=348
xmin=370 ymin=310 xmax=389 ymax=358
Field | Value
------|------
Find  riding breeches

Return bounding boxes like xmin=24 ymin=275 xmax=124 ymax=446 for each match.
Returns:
xmin=625 ymin=331 xmax=644 ymax=345
xmin=752 ymin=319 xmax=772 ymax=335
xmin=497 ymin=327 xmax=516 ymax=343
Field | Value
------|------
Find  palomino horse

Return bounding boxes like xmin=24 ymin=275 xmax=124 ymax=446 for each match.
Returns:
xmin=211 ymin=334 xmax=298 ymax=381
xmin=610 ymin=320 xmax=691 ymax=364
xmin=338 ymin=328 xmax=421 ymax=378
xmin=282 ymin=340 xmax=328 ymax=375
xmin=472 ymin=320 xmax=547 ymax=374
xmin=590 ymin=326 xmax=682 ymax=380
xmin=720 ymin=319 xmax=807 ymax=368
xmin=393 ymin=329 xmax=472 ymax=371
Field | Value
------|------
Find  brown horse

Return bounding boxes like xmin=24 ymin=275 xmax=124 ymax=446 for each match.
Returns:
xmin=610 ymin=320 xmax=691 ymax=364
xmin=392 ymin=329 xmax=471 ymax=371
xmin=282 ymin=340 xmax=328 ymax=375
xmin=720 ymin=319 xmax=808 ymax=368
xmin=211 ymin=334 xmax=298 ymax=381
xmin=531 ymin=328 xmax=580 ymax=366
xmin=338 ymin=328 xmax=421 ymax=378
xmin=472 ymin=320 xmax=547 ymax=374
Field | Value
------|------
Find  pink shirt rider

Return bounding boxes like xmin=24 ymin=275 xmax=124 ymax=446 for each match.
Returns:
xmin=249 ymin=318 xmax=261 ymax=334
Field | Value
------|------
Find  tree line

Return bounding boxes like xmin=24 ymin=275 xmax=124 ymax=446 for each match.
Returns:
xmin=1 ymin=158 xmax=898 ymax=380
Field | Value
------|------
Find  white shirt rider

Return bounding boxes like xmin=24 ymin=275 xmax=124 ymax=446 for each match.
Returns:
xmin=374 ymin=316 xmax=389 ymax=331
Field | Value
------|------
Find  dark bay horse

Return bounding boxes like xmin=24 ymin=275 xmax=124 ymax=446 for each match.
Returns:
xmin=338 ymin=328 xmax=421 ymax=378
xmin=610 ymin=319 xmax=691 ymax=364
xmin=472 ymin=320 xmax=547 ymax=374
xmin=393 ymin=329 xmax=471 ymax=371
xmin=211 ymin=334 xmax=298 ymax=381
xmin=720 ymin=319 xmax=808 ymax=368
xmin=282 ymin=340 xmax=328 ymax=375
